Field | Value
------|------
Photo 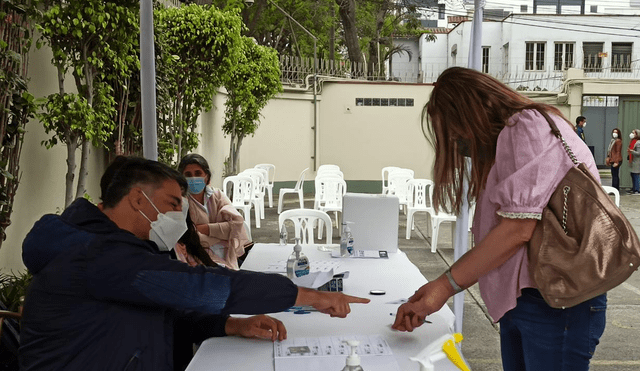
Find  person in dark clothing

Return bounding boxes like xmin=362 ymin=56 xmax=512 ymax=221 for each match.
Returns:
xmin=19 ymin=156 xmax=369 ymax=371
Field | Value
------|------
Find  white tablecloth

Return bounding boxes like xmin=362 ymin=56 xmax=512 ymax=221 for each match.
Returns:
xmin=186 ymin=244 xmax=461 ymax=371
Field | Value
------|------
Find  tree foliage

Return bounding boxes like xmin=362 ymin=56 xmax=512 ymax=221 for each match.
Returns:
xmin=223 ymin=36 xmax=282 ymax=176
xmin=36 ymin=0 xmax=139 ymax=207
xmin=154 ymin=4 xmax=243 ymax=164
xmin=0 ymin=0 xmax=39 ymax=247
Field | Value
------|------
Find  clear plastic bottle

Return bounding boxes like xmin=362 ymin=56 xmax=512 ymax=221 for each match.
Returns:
xmin=286 ymin=238 xmax=310 ymax=279
xmin=341 ymin=340 xmax=364 ymax=371
xmin=345 ymin=222 xmax=354 ymax=255
xmin=279 ymin=224 xmax=288 ymax=245
xmin=340 ymin=222 xmax=349 ymax=257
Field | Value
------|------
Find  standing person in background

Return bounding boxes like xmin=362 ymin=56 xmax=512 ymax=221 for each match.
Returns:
xmin=177 ymin=153 xmax=250 ymax=270
xmin=628 ymin=129 xmax=640 ymax=195
xmin=606 ymin=128 xmax=623 ymax=191
xmin=575 ymin=116 xmax=587 ymax=142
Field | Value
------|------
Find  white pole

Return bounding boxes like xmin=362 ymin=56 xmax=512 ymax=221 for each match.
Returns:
xmin=140 ymin=0 xmax=158 ymax=161
xmin=452 ymin=0 xmax=484 ymax=335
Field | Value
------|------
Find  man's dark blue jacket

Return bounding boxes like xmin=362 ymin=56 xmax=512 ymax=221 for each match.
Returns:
xmin=19 ymin=198 xmax=298 ymax=370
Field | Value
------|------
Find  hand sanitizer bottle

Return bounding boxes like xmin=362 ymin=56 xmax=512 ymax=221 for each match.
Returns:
xmin=345 ymin=222 xmax=354 ymax=255
xmin=341 ymin=340 xmax=364 ymax=371
xmin=286 ymin=238 xmax=309 ymax=279
xmin=340 ymin=222 xmax=349 ymax=257
xmin=279 ymin=224 xmax=288 ymax=245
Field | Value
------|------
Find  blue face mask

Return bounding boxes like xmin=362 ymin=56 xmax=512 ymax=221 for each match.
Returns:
xmin=186 ymin=177 xmax=206 ymax=195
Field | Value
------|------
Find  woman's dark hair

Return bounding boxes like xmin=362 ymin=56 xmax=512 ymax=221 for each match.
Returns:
xmin=178 ymin=212 xmax=217 ymax=267
xmin=424 ymin=67 xmax=569 ymax=214
xmin=612 ymin=128 xmax=622 ymax=137
xmin=177 ymin=154 xmax=212 ymax=184
xmin=100 ymin=156 xmax=187 ymax=209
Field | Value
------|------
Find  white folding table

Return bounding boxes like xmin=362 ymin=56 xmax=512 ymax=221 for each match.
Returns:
xmin=186 ymin=244 xmax=463 ymax=371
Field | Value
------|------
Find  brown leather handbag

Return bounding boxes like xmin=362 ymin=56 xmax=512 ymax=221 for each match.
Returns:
xmin=528 ymin=110 xmax=640 ymax=309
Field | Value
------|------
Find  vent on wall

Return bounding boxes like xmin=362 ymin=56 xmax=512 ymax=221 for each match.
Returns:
xmin=355 ymin=98 xmax=415 ymax=107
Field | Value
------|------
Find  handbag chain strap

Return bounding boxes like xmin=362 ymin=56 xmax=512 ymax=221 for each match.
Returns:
xmin=537 ymin=109 xmax=580 ymax=166
xmin=537 ymin=109 xmax=580 ymax=234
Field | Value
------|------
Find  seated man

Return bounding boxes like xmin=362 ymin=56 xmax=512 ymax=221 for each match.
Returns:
xmin=19 ymin=156 xmax=369 ymax=370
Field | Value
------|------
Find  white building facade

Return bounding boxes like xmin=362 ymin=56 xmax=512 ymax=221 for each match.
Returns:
xmin=412 ymin=14 xmax=640 ymax=91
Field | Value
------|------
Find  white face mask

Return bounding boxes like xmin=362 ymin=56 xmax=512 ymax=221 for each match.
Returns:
xmin=613 ymin=132 xmax=619 ymax=139
xmin=631 ymin=133 xmax=636 ymax=139
xmin=582 ymin=122 xmax=586 ymax=127
xmin=139 ymin=192 xmax=188 ymax=251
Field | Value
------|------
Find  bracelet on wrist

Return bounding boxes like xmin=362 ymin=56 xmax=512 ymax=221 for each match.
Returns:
xmin=444 ymin=268 xmax=464 ymax=295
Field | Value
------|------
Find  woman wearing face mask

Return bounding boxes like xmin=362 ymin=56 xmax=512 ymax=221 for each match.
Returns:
xmin=605 ymin=128 xmax=623 ymax=190
xmin=176 ymin=153 xmax=251 ymax=269
xmin=628 ymin=130 xmax=640 ymax=195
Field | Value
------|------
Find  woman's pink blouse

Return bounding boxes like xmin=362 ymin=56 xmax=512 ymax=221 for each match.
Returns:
xmin=471 ymin=109 xmax=599 ymax=322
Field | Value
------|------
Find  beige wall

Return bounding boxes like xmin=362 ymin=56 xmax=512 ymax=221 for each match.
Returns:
xmin=198 ymin=82 xmax=436 ymax=189
xmin=6 ymin=56 xmax=640 ymax=273
xmin=0 ymin=43 xmax=106 ymax=272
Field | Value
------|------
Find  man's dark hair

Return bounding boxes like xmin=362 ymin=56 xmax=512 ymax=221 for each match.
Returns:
xmin=576 ymin=116 xmax=586 ymax=125
xmin=100 ymin=156 xmax=188 ymax=209
xmin=177 ymin=153 xmax=212 ymax=182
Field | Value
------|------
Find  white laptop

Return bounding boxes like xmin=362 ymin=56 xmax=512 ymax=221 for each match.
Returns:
xmin=341 ymin=193 xmax=399 ymax=253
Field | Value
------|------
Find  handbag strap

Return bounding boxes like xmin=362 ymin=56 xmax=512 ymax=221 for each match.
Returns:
xmin=537 ymin=109 xmax=580 ymax=166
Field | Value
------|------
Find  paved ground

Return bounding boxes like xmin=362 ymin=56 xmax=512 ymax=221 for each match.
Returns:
xmin=249 ymin=175 xmax=640 ymax=371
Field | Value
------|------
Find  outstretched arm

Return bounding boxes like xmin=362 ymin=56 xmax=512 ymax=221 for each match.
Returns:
xmin=393 ymin=217 xmax=537 ymax=332
xmin=295 ymin=287 xmax=370 ymax=318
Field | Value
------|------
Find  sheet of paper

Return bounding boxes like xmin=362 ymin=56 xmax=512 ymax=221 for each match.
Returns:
xmin=331 ymin=250 xmax=389 ymax=258
xmin=274 ymin=335 xmax=401 ymax=371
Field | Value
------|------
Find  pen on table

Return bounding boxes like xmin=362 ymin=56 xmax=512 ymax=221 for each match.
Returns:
xmin=390 ymin=313 xmax=432 ymax=324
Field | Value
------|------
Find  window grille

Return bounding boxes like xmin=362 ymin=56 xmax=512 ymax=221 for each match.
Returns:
xmin=526 ymin=42 xmax=545 ymax=71
xmin=612 ymin=43 xmax=632 ymax=73
xmin=583 ymin=42 xmax=603 ymax=72
xmin=554 ymin=42 xmax=574 ymax=70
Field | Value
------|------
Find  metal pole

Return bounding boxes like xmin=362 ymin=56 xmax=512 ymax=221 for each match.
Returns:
xmin=140 ymin=0 xmax=158 ymax=161
xmin=452 ymin=0 xmax=484 ymax=335
xmin=268 ymin=0 xmax=318 ymax=170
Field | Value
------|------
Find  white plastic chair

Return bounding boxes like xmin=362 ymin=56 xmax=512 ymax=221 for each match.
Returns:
xmin=387 ymin=169 xmax=414 ymax=212
xmin=317 ymin=168 xmax=344 ymax=179
xmin=318 ymin=164 xmax=340 ymax=172
xmin=314 ymin=172 xmax=344 ymax=209
xmin=222 ymin=175 xmax=254 ymax=232
xmin=381 ymin=166 xmax=400 ymax=194
xmin=278 ymin=168 xmax=309 ymax=214
xmin=279 ymin=209 xmax=333 ymax=245
xmin=316 ymin=177 xmax=347 ymax=239
xmin=255 ymin=164 xmax=276 ymax=208
xmin=240 ymin=168 xmax=266 ymax=228
xmin=602 ymin=185 xmax=620 ymax=207
xmin=426 ymin=184 xmax=457 ymax=253
xmin=406 ymin=179 xmax=434 ymax=239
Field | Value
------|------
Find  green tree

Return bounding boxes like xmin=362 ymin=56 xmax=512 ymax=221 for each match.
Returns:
xmin=154 ymin=4 xmax=243 ymax=164
xmin=0 ymin=0 xmax=40 ymax=247
xmin=36 ymin=0 xmax=139 ymax=207
xmin=223 ymin=37 xmax=282 ymax=176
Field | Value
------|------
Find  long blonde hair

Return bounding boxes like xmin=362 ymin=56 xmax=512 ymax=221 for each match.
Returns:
xmin=424 ymin=67 xmax=567 ymax=214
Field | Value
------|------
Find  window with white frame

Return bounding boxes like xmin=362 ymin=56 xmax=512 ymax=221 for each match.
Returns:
xmin=482 ymin=47 xmax=490 ymax=73
xmin=438 ymin=4 xmax=445 ymax=19
xmin=583 ymin=42 xmax=603 ymax=72
xmin=554 ymin=42 xmax=574 ymax=70
xmin=525 ymin=42 xmax=546 ymax=71
xmin=612 ymin=43 xmax=632 ymax=73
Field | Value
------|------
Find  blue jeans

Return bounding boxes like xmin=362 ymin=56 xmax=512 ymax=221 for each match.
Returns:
xmin=632 ymin=173 xmax=640 ymax=192
xmin=611 ymin=165 xmax=620 ymax=190
xmin=499 ymin=289 xmax=607 ymax=371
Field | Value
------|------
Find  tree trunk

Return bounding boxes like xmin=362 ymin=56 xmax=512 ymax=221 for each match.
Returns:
xmin=335 ymin=0 xmax=362 ymax=65
xmin=65 ymin=136 xmax=78 ymax=208
xmin=75 ymin=139 xmax=90 ymax=201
